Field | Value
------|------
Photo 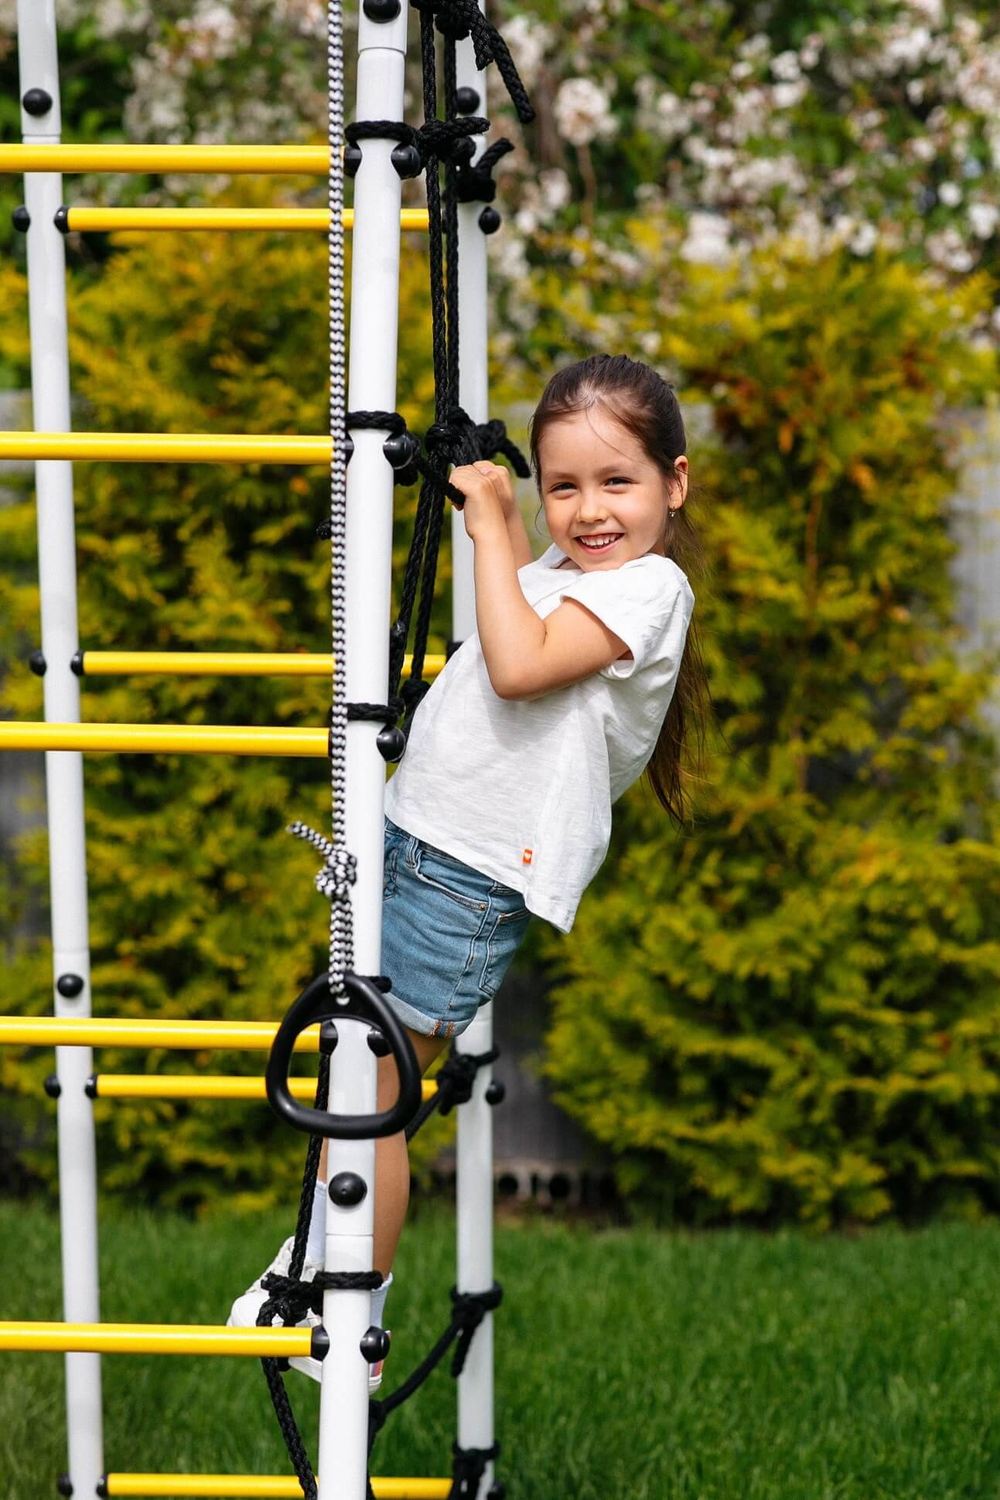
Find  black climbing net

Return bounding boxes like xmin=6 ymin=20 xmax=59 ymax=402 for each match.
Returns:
xmin=260 ymin=3 xmax=535 ymax=1497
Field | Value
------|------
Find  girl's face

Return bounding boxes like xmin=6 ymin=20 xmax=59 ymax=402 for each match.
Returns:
xmin=537 ymin=406 xmax=688 ymax=570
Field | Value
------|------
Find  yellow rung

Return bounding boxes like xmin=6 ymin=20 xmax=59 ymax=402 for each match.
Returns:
xmin=0 ymin=144 xmax=331 ymax=174
xmin=91 ymin=1074 xmax=437 ymax=1103
xmin=0 ymin=1322 xmax=315 ymax=1357
xmin=79 ymin=651 xmax=446 ymax=679
xmin=105 ymin=1477 xmax=452 ymax=1499
xmin=0 ymin=723 xmax=328 ymax=756
xmin=0 ymin=1016 xmax=320 ymax=1051
xmin=0 ymin=432 xmax=329 ymax=464
xmin=62 ymin=207 xmax=430 ymax=233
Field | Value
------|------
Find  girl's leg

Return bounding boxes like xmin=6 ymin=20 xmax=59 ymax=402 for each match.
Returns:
xmin=318 ymin=1024 xmax=450 ymax=1275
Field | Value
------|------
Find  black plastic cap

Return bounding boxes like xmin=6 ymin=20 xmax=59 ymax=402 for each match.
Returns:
xmin=319 ymin=1020 xmax=339 ymax=1056
xmin=310 ymin=1326 xmax=330 ymax=1362
xmin=29 ymin=649 xmax=46 ymax=676
xmin=479 ymin=206 xmax=502 ymax=236
xmin=360 ymin=1325 xmax=391 ymax=1363
xmin=54 ymin=205 xmax=70 ymax=235
xmin=44 ymin=1074 xmax=61 ymax=1100
xmin=22 ymin=87 xmax=53 ymax=117
xmin=57 ymin=973 xmax=85 ymax=999
xmin=84 ymin=1076 xmax=98 ymax=1100
xmin=57 ymin=1473 xmax=74 ymax=1497
xmin=344 ymin=143 xmax=363 ymax=179
xmin=362 ymin=0 xmax=401 ymax=20
xmin=96 ymin=1477 xmax=109 ymax=1499
xmin=329 ymin=1171 xmax=367 ymax=1207
xmin=391 ymin=143 xmax=422 ymax=181
xmin=455 ymin=86 xmax=481 ymax=116
xmin=486 ymin=1079 xmax=506 ymax=1107
xmin=12 ymin=205 xmax=30 ymax=233
xmin=366 ymin=1026 xmax=390 ymax=1058
xmin=382 ymin=430 xmax=419 ymax=471
xmin=376 ymin=725 xmax=406 ymax=764
xmin=70 ymin=650 xmax=84 ymax=676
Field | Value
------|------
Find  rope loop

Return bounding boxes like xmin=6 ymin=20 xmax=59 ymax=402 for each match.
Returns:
xmin=448 ymin=1440 xmax=501 ymax=1499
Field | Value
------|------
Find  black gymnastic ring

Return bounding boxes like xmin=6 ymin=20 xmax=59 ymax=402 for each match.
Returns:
xmin=266 ymin=971 xmax=420 ymax=1139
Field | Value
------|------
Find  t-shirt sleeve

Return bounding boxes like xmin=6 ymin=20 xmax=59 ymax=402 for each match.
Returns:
xmin=559 ymin=556 xmax=695 ymax=680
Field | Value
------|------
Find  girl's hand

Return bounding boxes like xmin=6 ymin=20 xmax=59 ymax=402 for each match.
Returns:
xmin=450 ymin=461 xmax=514 ymax=541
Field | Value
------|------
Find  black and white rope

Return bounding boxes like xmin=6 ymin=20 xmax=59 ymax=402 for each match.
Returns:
xmin=326 ymin=0 xmax=352 ymax=998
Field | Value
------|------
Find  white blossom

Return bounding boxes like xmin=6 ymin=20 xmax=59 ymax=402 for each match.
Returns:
xmin=925 ymin=225 xmax=976 ymax=272
xmin=968 ymin=202 xmax=999 ymax=239
xmin=680 ymin=211 xmax=733 ymax=265
xmin=903 ymin=0 xmax=944 ymax=24
xmin=772 ymin=79 xmax=808 ymax=110
xmin=770 ymin=51 xmax=802 ymax=83
xmin=554 ymin=77 xmax=618 ymax=148
xmin=634 ymin=79 xmax=693 ymax=143
xmin=954 ymin=42 xmax=1000 ymax=117
xmin=938 ymin=182 xmax=962 ymax=207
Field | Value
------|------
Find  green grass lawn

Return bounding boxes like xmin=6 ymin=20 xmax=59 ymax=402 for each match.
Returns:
xmin=2 ymin=1197 xmax=1000 ymax=1499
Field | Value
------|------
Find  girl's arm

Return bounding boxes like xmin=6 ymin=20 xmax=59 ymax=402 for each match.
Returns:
xmin=500 ymin=491 xmax=534 ymax=570
xmin=451 ymin=461 xmax=629 ymax=700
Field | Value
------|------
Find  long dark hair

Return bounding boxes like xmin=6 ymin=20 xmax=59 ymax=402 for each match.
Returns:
xmin=527 ymin=353 xmax=713 ymax=828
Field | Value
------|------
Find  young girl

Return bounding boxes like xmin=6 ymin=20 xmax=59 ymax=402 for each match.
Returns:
xmin=230 ymin=352 xmax=709 ymax=1387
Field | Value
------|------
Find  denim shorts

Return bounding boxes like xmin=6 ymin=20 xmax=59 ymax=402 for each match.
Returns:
xmin=380 ymin=816 xmax=532 ymax=1039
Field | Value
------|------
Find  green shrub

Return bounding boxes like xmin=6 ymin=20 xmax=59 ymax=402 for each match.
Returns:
xmin=520 ymin=231 xmax=1000 ymax=1230
xmin=0 ymin=182 xmax=457 ymax=1210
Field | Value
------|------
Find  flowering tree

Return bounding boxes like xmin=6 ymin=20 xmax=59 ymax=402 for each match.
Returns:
xmin=0 ymin=0 xmax=997 ymax=342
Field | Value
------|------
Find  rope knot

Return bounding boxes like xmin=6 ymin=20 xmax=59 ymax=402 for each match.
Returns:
xmin=286 ymin=821 xmax=357 ymax=902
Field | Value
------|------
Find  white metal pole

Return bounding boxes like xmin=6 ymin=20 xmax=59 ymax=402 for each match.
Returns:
xmin=454 ymin=16 xmax=498 ymax=1498
xmin=316 ymin=5 xmax=408 ymax=1498
xmin=15 ymin=2 xmax=104 ymax=1494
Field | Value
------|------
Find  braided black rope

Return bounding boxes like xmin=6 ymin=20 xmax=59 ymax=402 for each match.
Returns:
xmin=405 ymin=1044 xmax=500 ymax=1143
xmin=449 ymin=1441 xmax=501 ymax=1500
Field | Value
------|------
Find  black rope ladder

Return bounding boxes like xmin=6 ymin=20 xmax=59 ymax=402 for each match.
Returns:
xmin=260 ymin=3 xmax=535 ymax=1497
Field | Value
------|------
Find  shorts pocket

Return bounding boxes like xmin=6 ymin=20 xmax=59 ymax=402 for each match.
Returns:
xmin=477 ymin=905 xmax=532 ymax=999
xmin=411 ymin=842 xmax=488 ymax=913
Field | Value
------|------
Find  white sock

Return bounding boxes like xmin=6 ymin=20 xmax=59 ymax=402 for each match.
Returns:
xmin=370 ymin=1271 xmax=393 ymax=1329
xmin=306 ymin=1178 xmax=392 ymax=1326
xmin=306 ymin=1177 xmax=326 ymax=1264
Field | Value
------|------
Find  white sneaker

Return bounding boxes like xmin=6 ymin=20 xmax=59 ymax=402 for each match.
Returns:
xmin=228 ymin=1236 xmax=390 ymax=1391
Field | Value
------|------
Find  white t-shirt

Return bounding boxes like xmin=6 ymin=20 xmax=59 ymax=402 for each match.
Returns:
xmin=383 ymin=541 xmax=696 ymax=933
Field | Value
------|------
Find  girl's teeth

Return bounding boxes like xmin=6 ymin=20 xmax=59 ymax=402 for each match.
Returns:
xmin=579 ymin=535 xmax=621 ymax=549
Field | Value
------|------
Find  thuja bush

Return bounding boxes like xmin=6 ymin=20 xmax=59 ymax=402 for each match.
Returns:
xmin=517 ymin=234 xmax=1000 ymax=1230
xmin=0 ymin=183 xmax=457 ymax=1210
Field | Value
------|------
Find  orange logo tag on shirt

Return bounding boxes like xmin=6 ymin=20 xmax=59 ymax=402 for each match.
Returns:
xmin=522 ymin=848 xmax=533 ymax=865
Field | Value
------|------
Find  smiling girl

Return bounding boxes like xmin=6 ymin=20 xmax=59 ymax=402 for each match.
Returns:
xmin=230 ymin=352 xmax=712 ymax=1384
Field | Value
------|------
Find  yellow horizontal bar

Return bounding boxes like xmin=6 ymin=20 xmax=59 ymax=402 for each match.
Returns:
xmin=106 ymin=1477 xmax=451 ymax=1499
xmin=0 ymin=433 xmax=329 ymax=464
xmin=0 ymin=144 xmax=331 ymax=174
xmin=80 ymin=651 xmax=446 ymax=679
xmin=0 ymin=723 xmax=328 ymax=756
xmin=93 ymin=1074 xmax=436 ymax=1103
xmin=64 ymin=207 xmax=430 ymax=233
xmin=0 ymin=1322 xmax=313 ymax=1357
xmin=0 ymin=1016 xmax=320 ymax=1052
